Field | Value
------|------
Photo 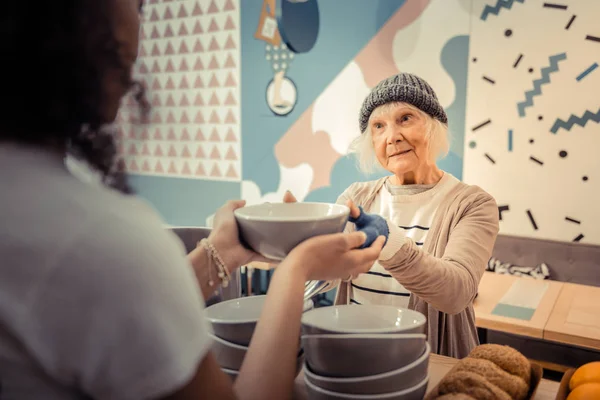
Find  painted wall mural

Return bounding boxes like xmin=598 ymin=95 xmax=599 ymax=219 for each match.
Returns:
xmin=254 ymin=0 xmax=299 ymax=116
xmin=463 ymin=0 xmax=600 ymax=244
xmin=240 ymin=0 xmax=469 ymax=208
xmin=124 ymin=0 xmax=600 ymax=246
xmin=118 ymin=0 xmax=241 ymax=182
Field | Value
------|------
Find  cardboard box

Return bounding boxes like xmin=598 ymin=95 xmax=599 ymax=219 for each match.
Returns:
xmin=425 ymin=361 xmax=543 ymax=399
xmin=555 ymin=369 xmax=576 ymax=400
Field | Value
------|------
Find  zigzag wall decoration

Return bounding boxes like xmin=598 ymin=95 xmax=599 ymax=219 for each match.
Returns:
xmin=517 ymin=52 xmax=567 ymax=117
xmin=550 ymin=108 xmax=600 ymax=133
xmin=480 ymin=0 xmax=525 ymax=21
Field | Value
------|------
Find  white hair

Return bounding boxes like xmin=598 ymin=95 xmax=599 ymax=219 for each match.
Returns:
xmin=349 ymin=102 xmax=450 ymax=174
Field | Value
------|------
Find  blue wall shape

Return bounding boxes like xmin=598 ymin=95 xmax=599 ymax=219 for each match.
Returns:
xmin=438 ymin=34 xmax=470 ymax=180
xmin=241 ymin=0 xmax=407 ymax=194
xmin=129 ymin=175 xmax=240 ymax=226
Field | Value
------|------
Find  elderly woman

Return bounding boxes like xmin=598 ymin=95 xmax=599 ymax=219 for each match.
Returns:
xmin=335 ymin=72 xmax=498 ymax=358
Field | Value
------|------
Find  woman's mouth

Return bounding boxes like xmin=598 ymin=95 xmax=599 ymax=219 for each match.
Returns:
xmin=390 ymin=149 xmax=412 ymax=158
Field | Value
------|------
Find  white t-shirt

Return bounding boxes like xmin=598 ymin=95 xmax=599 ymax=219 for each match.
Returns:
xmin=0 ymin=143 xmax=211 ymax=399
xmin=350 ymin=172 xmax=460 ymax=307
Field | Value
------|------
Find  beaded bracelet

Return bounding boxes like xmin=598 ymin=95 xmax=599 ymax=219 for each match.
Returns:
xmin=198 ymin=238 xmax=231 ymax=288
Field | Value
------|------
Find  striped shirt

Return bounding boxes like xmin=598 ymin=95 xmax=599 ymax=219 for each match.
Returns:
xmin=350 ymin=173 xmax=460 ymax=307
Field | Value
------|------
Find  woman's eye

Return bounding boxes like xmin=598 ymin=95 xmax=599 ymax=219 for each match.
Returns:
xmin=400 ymin=114 xmax=412 ymax=123
xmin=373 ymin=123 xmax=383 ymax=129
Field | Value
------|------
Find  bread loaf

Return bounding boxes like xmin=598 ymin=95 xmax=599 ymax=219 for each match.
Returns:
xmin=435 ymin=393 xmax=476 ymax=399
xmin=433 ymin=344 xmax=532 ymax=400
xmin=453 ymin=357 xmax=529 ymax=400
xmin=468 ymin=344 xmax=531 ymax=384
xmin=438 ymin=371 xmax=512 ymax=400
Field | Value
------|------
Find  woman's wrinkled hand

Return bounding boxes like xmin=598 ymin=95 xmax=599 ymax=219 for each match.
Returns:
xmin=283 ymin=231 xmax=385 ymax=282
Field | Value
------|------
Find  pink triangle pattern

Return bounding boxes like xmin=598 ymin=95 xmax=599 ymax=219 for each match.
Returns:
xmin=223 ymin=0 xmax=236 ymax=11
xmin=180 ymin=94 xmax=190 ymax=106
xmin=193 ymin=20 xmax=203 ymax=34
xmin=224 ymin=72 xmax=237 ymax=87
xmin=195 ymin=144 xmax=206 ymax=158
xmin=210 ymin=163 xmax=222 ymax=177
xmin=195 ymin=129 xmax=206 ymax=141
xmin=122 ymin=1 xmax=241 ymax=181
xmin=224 ymin=35 xmax=236 ymax=49
xmin=210 ymin=128 xmax=220 ymax=141
xmin=224 ymin=110 xmax=237 ymax=124
xmin=224 ymin=54 xmax=236 ymax=68
xmin=210 ymin=111 xmax=221 ymax=124
xmin=208 ymin=56 xmax=220 ymax=69
xmin=224 ymin=16 xmax=236 ymax=30
xmin=180 ymin=128 xmax=191 ymax=140
xmin=178 ymin=22 xmax=188 ymax=36
xmin=226 ymin=164 xmax=238 ymax=178
xmin=225 ymin=146 xmax=238 ymax=161
xmin=208 ymin=19 xmax=219 ymax=32
xmin=224 ymin=91 xmax=236 ymax=105
xmin=194 ymin=75 xmax=205 ymax=88
xmin=192 ymin=2 xmax=203 ymax=16
xmin=209 ymin=37 xmax=220 ymax=51
xmin=209 ymin=92 xmax=220 ymax=106
xmin=224 ymin=128 xmax=237 ymax=142
xmin=210 ymin=146 xmax=221 ymax=160
xmin=207 ymin=1 xmax=219 ymax=14
xmin=177 ymin=4 xmax=188 ymax=18
xmin=196 ymin=163 xmax=206 ymax=176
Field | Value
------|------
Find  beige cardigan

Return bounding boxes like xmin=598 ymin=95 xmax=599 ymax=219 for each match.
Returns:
xmin=334 ymin=176 xmax=499 ymax=359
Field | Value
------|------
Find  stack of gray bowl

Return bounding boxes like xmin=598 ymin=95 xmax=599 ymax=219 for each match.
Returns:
xmin=205 ymin=295 xmax=311 ymax=380
xmin=301 ymin=305 xmax=430 ymax=400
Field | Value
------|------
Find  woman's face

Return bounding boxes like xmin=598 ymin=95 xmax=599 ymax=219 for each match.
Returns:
xmin=100 ymin=0 xmax=144 ymax=122
xmin=370 ymin=103 xmax=431 ymax=176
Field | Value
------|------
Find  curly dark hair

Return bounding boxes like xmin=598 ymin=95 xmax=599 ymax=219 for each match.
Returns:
xmin=0 ymin=1 xmax=149 ymax=193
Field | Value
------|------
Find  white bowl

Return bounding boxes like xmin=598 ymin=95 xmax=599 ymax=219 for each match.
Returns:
xmin=302 ymin=333 xmax=427 ymax=378
xmin=206 ymin=295 xmax=314 ymax=346
xmin=304 ymin=374 xmax=429 ymax=400
xmin=301 ymin=305 xmax=426 ymax=335
xmin=304 ymin=342 xmax=430 ymax=394
xmin=234 ymin=202 xmax=350 ymax=260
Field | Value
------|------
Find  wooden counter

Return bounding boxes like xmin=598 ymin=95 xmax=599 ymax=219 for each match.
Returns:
xmin=293 ymin=353 xmax=559 ymax=399
xmin=474 ymin=272 xmax=564 ymax=338
xmin=544 ymin=282 xmax=600 ymax=350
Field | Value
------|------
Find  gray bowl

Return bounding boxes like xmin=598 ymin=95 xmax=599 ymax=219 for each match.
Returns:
xmin=221 ymin=353 xmax=304 ymax=382
xmin=205 ymin=296 xmax=265 ymax=346
xmin=302 ymin=333 xmax=427 ymax=378
xmin=206 ymin=295 xmax=314 ymax=346
xmin=304 ymin=342 xmax=430 ymax=394
xmin=234 ymin=202 xmax=350 ymax=260
xmin=304 ymin=374 xmax=429 ymax=400
xmin=211 ymin=334 xmax=247 ymax=370
xmin=212 ymin=333 xmax=305 ymax=372
xmin=222 ymin=367 xmax=238 ymax=381
xmin=302 ymin=305 xmax=426 ymax=336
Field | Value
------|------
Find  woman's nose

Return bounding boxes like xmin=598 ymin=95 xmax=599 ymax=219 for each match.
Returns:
xmin=386 ymin=129 xmax=404 ymax=144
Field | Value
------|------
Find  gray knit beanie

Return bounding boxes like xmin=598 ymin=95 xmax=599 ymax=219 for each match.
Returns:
xmin=359 ymin=73 xmax=448 ymax=133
